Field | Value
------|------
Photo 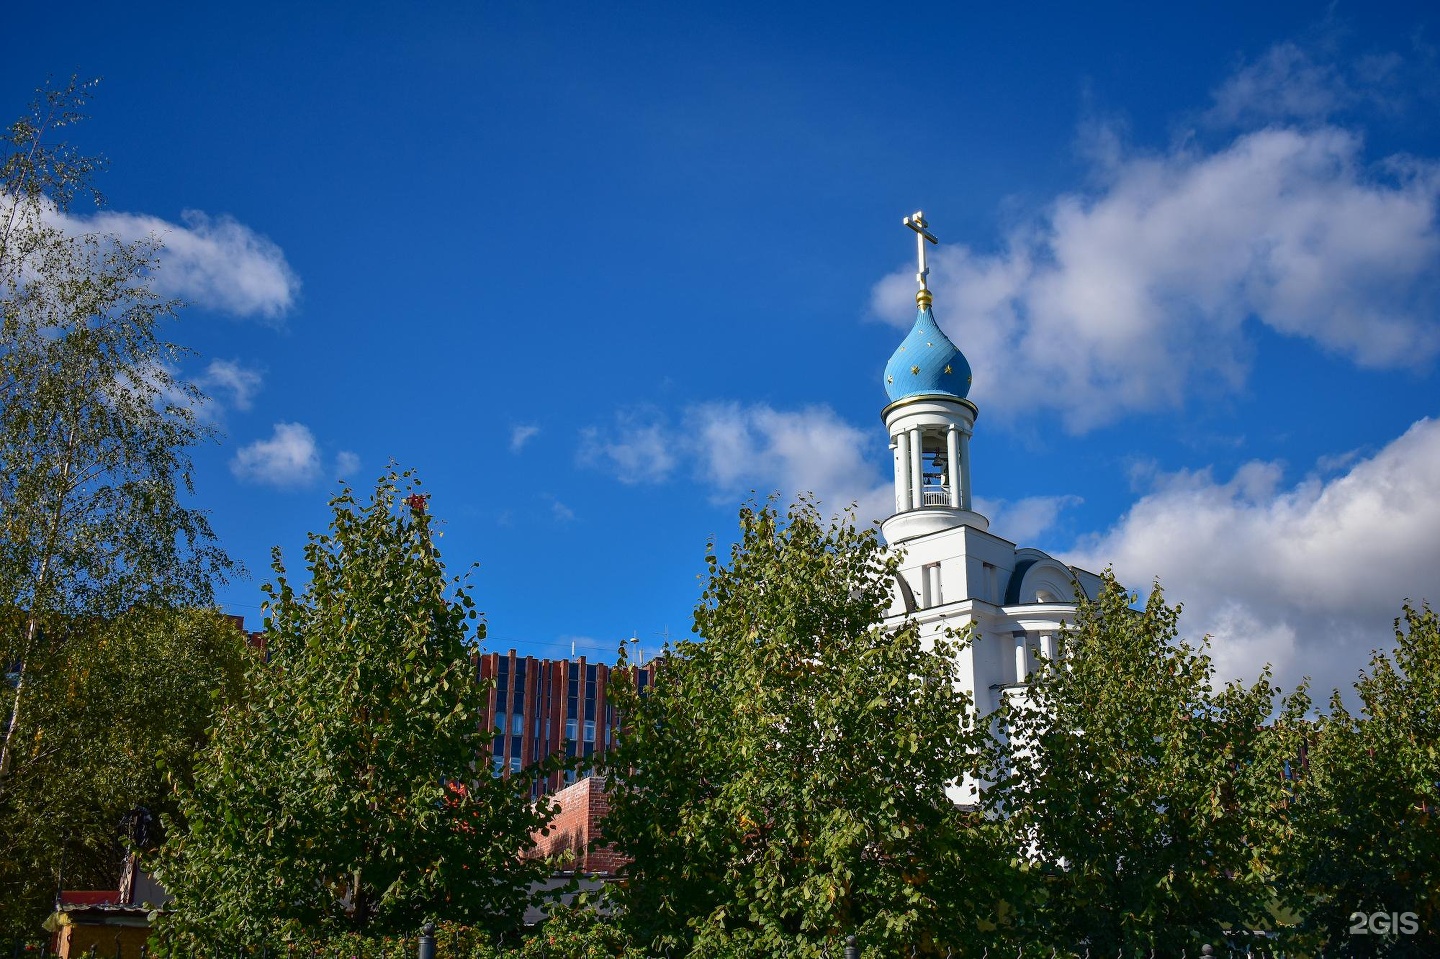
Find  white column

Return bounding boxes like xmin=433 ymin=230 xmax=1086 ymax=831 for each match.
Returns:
xmin=1039 ymin=632 xmax=1054 ymax=665
xmin=894 ymin=431 xmax=910 ymax=512
xmin=1014 ymin=635 xmax=1028 ymax=683
xmin=946 ymin=425 xmax=960 ymax=507
xmin=909 ymin=427 xmax=923 ymax=509
xmin=927 ymin=563 xmax=942 ymax=607
xmin=959 ymin=431 xmax=973 ymax=511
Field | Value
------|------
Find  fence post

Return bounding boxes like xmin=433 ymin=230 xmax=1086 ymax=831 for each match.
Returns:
xmin=417 ymin=923 xmax=435 ymax=959
xmin=843 ymin=935 xmax=858 ymax=959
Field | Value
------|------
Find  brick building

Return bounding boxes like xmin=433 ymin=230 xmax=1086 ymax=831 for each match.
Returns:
xmin=478 ymin=650 xmax=652 ymax=798
xmin=528 ymin=775 xmax=628 ymax=875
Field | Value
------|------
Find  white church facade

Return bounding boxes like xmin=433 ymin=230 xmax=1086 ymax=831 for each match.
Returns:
xmin=878 ymin=214 xmax=1101 ymax=746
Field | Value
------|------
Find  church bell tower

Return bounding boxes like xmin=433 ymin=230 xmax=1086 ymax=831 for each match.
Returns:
xmin=881 ymin=212 xmax=989 ymax=544
xmin=877 ymin=211 xmax=1104 ymax=749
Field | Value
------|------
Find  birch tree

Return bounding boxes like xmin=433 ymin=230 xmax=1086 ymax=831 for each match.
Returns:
xmin=0 ymin=77 xmax=232 ymax=782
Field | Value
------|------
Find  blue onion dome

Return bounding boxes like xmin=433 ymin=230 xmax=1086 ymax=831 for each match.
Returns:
xmin=883 ymin=305 xmax=972 ymax=401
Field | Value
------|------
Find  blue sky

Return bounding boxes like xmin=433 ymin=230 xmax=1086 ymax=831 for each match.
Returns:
xmin=6 ymin=1 xmax=1438 ymax=698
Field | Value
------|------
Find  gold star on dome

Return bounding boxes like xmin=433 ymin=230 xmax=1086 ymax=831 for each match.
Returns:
xmin=943 ymin=365 xmax=952 ymax=374
xmin=886 ymin=375 xmax=894 ymax=384
xmin=926 ymin=342 xmax=933 ymax=347
xmin=910 ymin=365 xmax=920 ymax=375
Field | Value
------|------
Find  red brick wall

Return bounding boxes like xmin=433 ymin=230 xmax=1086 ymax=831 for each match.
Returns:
xmin=529 ymin=776 xmax=629 ymax=875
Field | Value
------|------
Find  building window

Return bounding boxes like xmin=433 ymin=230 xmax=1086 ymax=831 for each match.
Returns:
xmin=492 ymin=755 xmax=505 ymax=777
xmin=511 ymin=713 xmax=524 ymax=736
xmin=510 ymin=756 xmax=522 ymax=773
xmin=584 ymin=720 xmax=596 ymax=743
xmin=566 ymin=718 xmax=577 ymax=741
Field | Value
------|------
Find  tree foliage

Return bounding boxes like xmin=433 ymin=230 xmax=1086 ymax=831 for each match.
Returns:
xmin=0 ymin=607 xmax=249 ymax=936
xmin=155 ymin=472 xmax=552 ymax=946
xmin=1 ymin=76 xmax=234 ymax=781
xmin=985 ymin=573 xmax=1291 ymax=955
xmin=603 ymin=498 xmax=1001 ymax=959
xmin=1278 ymin=602 xmax=1440 ymax=958
xmin=0 ymin=77 xmax=238 ymax=936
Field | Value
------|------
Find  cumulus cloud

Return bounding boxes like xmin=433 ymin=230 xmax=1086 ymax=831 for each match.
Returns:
xmin=231 ymin=422 xmax=322 ymax=488
xmin=3 ymin=194 xmax=300 ymax=319
xmin=579 ymin=403 xmax=892 ymax=527
xmin=872 ymin=101 xmax=1440 ymax=433
xmin=510 ymin=424 xmax=540 ymax=453
xmin=334 ymin=450 xmax=361 ymax=479
xmin=1205 ymin=41 xmax=1408 ymax=127
xmin=92 ymin=208 xmax=299 ymax=319
xmin=1207 ymin=42 xmax=1352 ymax=126
xmin=199 ymin=359 xmax=263 ymax=411
xmin=581 ymin=403 xmax=1085 ymax=541
xmin=578 ymin=410 xmax=678 ymax=485
xmin=685 ymin=401 xmax=889 ymax=518
xmin=1064 ymin=417 xmax=1440 ymax=699
xmin=976 ymin=494 xmax=1083 ymax=545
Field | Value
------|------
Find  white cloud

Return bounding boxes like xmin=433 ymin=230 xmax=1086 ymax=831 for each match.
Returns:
xmin=1206 ymin=42 xmax=1351 ymax=126
xmin=580 ymin=402 xmax=890 ymax=525
xmin=577 ymin=411 xmax=678 ymax=484
xmin=231 ymin=422 xmax=321 ymax=488
xmin=3 ymin=193 xmax=300 ymax=319
xmin=510 ymin=424 xmax=540 ymax=453
xmin=1064 ymin=417 xmax=1440 ymax=699
xmin=686 ymin=401 xmax=893 ymax=522
xmin=92 ymin=208 xmax=299 ymax=319
xmin=1204 ymin=41 xmax=1408 ymax=128
xmin=111 ymin=359 xmax=201 ymax=417
xmin=199 ymin=359 xmax=263 ymax=411
xmin=975 ymin=494 xmax=1083 ymax=545
xmin=581 ymin=403 xmax=1083 ymax=542
xmin=872 ymin=127 xmax=1440 ymax=434
xmin=334 ymin=450 xmax=361 ymax=479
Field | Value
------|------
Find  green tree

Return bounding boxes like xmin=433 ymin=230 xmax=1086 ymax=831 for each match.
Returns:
xmin=0 ymin=77 xmax=238 ymax=937
xmin=1 ymin=76 xmax=233 ymax=781
xmin=0 ymin=608 xmax=250 ymax=935
xmin=1278 ymin=603 xmax=1440 ymax=958
xmin=155 ymin=472 xmax=552 ymax=946
xmin=603 ymin=498 xmax=1002 ymax=959
xmin=986 ymin=573 xmax=1292 ymax=955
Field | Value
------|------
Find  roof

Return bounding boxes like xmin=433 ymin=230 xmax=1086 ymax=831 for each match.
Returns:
xmin=883 ymin=305 xmax=972 ymax=401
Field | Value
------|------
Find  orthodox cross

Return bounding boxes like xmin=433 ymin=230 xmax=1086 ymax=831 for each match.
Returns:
xmin=903 ymin=211 xmax=939 ymax=291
